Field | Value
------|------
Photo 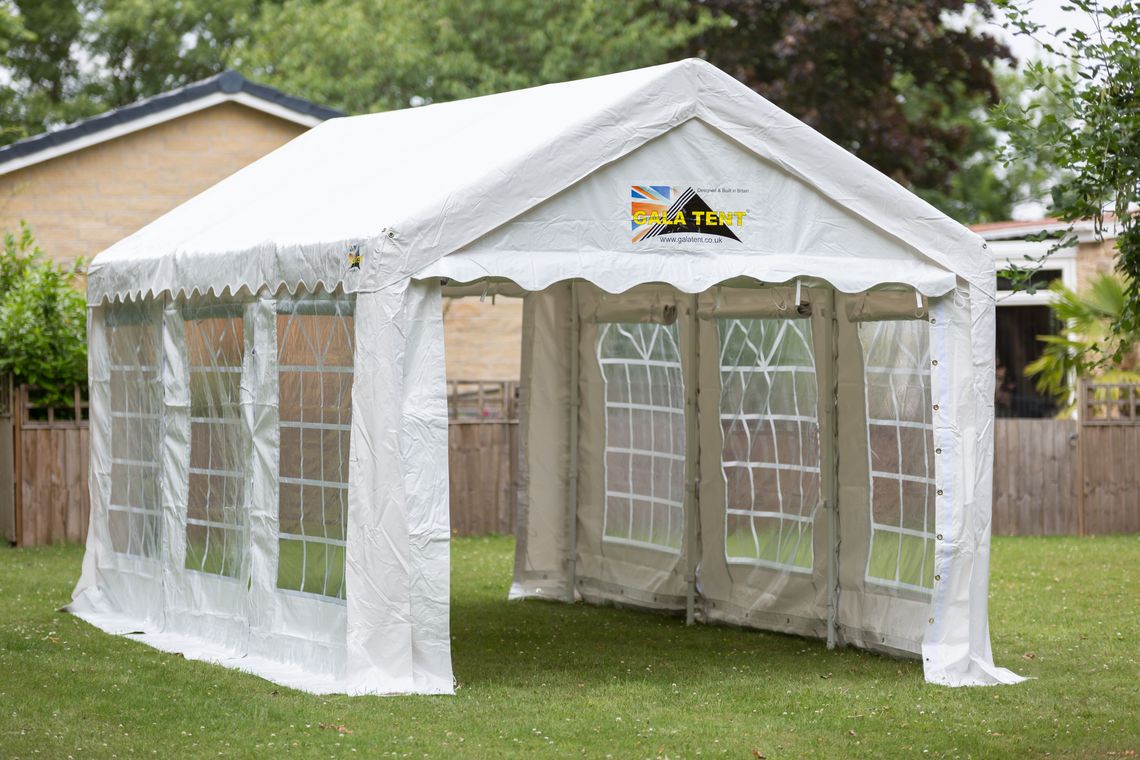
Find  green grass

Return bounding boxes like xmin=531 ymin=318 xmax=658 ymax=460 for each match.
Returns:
xmin=1 ymin=535 xmax=1137 ymax=759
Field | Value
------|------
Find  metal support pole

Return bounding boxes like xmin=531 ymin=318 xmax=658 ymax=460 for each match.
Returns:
xmin=683 ymin=294 xmax=701 ymax=626
xmin=565 ymin=282 xmax=581 ymax=602
xmin=822 ymin=288 xmax=841 ymax=649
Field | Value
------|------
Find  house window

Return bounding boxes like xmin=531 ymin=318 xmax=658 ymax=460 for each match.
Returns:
xmin=995 ymin=304 xmax=1062 ymax=418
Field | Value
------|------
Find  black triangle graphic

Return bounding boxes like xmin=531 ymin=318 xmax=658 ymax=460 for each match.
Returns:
xmin=643 ymin=188 xmax=740 ymax=242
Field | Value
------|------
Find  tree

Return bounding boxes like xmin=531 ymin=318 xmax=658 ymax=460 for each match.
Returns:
xmin=85 ymin=0 xmax=261 ymax=106
xmin=0 ymin=224 xmax=87 ymax=405
xmin=1026 ymin=273 xmax=1140 ymax=414
xmin=692 ymin=0 xmax=1013 ymax=193
xmin=995 ymin=0 xmax=1140 ymax=357
xmin=0 ymin=0 xmax=106 ymax=144
xmin=1 ymin=0 xmax=1019 ymax=225
xmin=0 ymin=0 xmax=259 ymax=146
xmin=243 ymin=0 xmax=719 ymax=113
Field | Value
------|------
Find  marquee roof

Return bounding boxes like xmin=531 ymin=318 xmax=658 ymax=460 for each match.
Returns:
xmin=88 ymin=59 xmax=993 ymax=304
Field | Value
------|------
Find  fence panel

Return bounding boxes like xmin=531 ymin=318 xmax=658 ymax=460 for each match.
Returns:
xmin=992 ymin=419 xmax=1079 ymax=536
xmin=1082 ymin=425 xmax=1140 ymax=534
xmin=448 ymin=421 xmax=518 ymax=536
xmin=10 ymin=380 xmax=1139 ymax=545
xmin=9 ymin=385 xmax=90 ymax=547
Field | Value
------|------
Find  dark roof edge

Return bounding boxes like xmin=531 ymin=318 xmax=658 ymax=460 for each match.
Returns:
xmin=0 ymin=71 xmax=344 ymax=168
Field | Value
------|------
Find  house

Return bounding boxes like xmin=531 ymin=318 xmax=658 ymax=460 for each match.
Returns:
xmin=0 ymin=71 xmax=343 ymax=272
xmin=0 ymin=72 xmax=517 ymax=383
xmin=973 ymin=217 xmax=1120 ymax=418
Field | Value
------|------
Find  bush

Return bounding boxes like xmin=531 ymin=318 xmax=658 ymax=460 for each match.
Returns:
xmin=0 ymin=223 xmax=86 ymax=406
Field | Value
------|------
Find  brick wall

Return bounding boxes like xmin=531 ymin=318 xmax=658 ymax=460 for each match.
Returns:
xmin=0 ymin=102 xmax=307 ymax=268
xmin=443 ymin=297 xmax=523 ymax=380
xmin=1076 ymin=238 xmax=1118 ymax=288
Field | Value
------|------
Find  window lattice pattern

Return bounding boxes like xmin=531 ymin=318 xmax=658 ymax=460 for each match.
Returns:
xmin=860 ymin=319 xmax=936 ymax=592
xmin=718 ymin=318 xmax=819 ymax=571
xmin=185 ymin=308 xmax=247 ymax=578
xmin=597 ymin=322 xmax=685 ymax=553
xmin=107 ymin=303 xmax=164 ymax=559
xmin=276 ymin=296 xmax=354 ymax=600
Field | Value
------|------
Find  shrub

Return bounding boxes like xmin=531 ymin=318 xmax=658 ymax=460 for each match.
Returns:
xmin=0 ymin=223 xmax=86 ymax=406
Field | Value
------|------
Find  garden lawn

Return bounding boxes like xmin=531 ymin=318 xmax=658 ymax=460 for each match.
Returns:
xmin=0 ymin=535 xmax=1136 ymax=759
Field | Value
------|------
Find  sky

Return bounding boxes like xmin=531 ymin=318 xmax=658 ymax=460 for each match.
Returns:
xmin=981 ymin=0 xmax=1103 ymax=65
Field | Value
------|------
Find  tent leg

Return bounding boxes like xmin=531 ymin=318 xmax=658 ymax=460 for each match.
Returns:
xmin=565 ymin=281 xmax=580 ymax=603
xmin=683 ymin=294 xmax=701 ymax=626
xmin=822 ymin=289 xmax=841 ymax=649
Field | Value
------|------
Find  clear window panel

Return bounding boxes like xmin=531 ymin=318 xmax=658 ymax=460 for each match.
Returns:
xmin=276 ymin=294 xmax=354 ymax=600
xmin=597 ymin=322 xmax=685 ymax=553
xmin=184 ymin=307 xmax=247 ymax=578
xmin=718 ymin=318 xmax=819 ymax=571
xmin=860 ymin=319 xmax=936 ymax=593
xmin=106 ymin=302 xmax=164 ymax=559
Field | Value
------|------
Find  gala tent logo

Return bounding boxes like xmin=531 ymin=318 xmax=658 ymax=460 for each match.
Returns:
xmin=630 ymin=185 xmax=746 ymax=243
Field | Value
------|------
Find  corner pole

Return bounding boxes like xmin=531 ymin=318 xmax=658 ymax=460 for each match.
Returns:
xmin=823 ymin=287 xmax=841 ymax=649
xmin=565 ymin=281 xmax=581 ymax=602
xmin=683 ymin=293 xmax=701 ymax=625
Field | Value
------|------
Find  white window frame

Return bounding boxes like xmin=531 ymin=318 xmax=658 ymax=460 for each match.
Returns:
xmin=860 ymin=320 xmax=936 ymax=595
xmin=106 ymin=306 xmax=164 ymax=560
xmin=597 ymin=322 xmax=686 ymax=555
xmin=274 ymin=295 xmax=355 ymax=602
xmin=717 ymin=318 xmax=819 ymax=574
xmin=183 ymin=305 xmax=249 ymax=580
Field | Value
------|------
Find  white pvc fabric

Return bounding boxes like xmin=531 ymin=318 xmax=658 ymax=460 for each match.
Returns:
xmin=72 ymin=283 xmax=452 ymax=694
xmin=512 ymin=283 xmax=1023 ymax=687
xmin=75 ymin=58 xmax=1020 ymax=693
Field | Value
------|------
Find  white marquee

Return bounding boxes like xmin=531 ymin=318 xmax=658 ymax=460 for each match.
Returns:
xmin=72 ymin=59 xmax=1022 ymax=693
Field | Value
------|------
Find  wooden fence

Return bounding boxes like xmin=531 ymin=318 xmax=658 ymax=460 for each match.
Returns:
xmin=992 ymin=382 xmax=1140 ymax=536
xmin=0 ymin=380 xmax=517 ymax=546
xmin=3 ymin=380 xmax=1137 ymax=547
xmin=0 ymin=383 xmax=90 ymax=547
xmin=449 ymin=420 xmax=518 ymax=535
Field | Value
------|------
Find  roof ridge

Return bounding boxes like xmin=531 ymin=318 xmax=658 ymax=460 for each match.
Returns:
xmin=0 ymin=72 xmax=343 ymax=170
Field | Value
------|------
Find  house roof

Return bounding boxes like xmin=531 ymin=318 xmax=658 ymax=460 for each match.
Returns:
xmin=0 ymin=70 xmax=343 ymax=177
xmin=971 ymin=216 xmax=1120 ymax=243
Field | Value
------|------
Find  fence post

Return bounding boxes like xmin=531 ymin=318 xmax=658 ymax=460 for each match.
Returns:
xmin=1076 ymin=379 xmax=1086 ymax=537
xmin=12 ymin=384 xmax=23 ymax=546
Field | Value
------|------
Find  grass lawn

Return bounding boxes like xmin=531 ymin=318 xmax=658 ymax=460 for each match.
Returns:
xmin=1 ymin=535 xmax=1136 ymax=759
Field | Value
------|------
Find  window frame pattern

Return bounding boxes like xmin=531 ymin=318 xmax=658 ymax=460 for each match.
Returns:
xmin=183 ymin=303 xmax=248 ymax=579
xmin=275 ymin=294 xmax=355 ymax=602
xmin=596 ymin=321 xmax=686 ymax=554
xmin=717 ymin=317 xmax=819 ymax=572
xmin=106 ymin=302 xmax=164 ymax=560
xmin=859 ymin=318 xmax=936 ymax=594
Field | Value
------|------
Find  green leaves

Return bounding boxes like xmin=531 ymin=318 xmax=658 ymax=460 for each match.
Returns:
xmin=693 ymin=0 xmax=1014 ymax=198
xmin=997 ymin=1 xmax=1140 ymax=349
xmin=0 ymin=223 xmax=87 ymax=406
xmin=242 ymin=0 xmax=720 ymax=113
xmin=1025 ymin=273 xmax=1140 ymax=412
